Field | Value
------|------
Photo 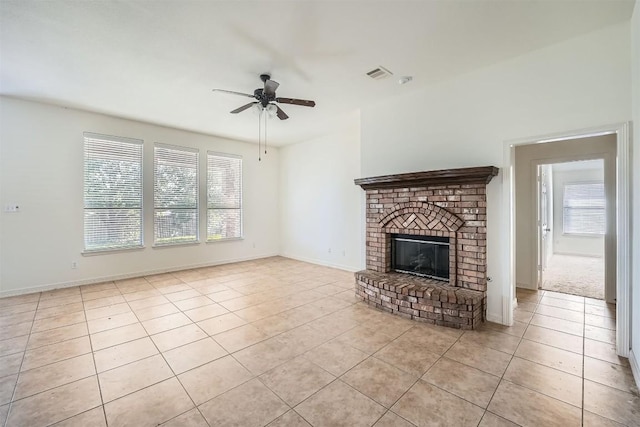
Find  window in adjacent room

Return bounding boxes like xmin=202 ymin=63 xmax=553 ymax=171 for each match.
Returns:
xmin=83 ymin=132 xmax=143 ymax=252
xmin=207 ymin=152 xmax=243 ymax=241
xmin=562 ymin=182 xmax=605 ymax=235
xmin=154 ymin=144 xmax=199 ymax=245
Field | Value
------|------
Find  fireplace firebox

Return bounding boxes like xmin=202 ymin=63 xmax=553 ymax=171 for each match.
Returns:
xmin=391 ymin=234 xmax=450 ymax=281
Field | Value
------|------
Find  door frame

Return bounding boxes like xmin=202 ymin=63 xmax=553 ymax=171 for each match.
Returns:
xmin=503 ymin=122 xmax=631 ymax=357
xmin=537 ymin=164 xmax=553 ymax=288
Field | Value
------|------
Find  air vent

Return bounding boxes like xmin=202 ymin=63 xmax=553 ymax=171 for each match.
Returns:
xmin=366 ymin=66 xmax=393 ymax=80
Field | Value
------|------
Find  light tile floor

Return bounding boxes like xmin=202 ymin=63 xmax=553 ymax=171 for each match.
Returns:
xmin=0 ymin=257 xmax=638 ymax=426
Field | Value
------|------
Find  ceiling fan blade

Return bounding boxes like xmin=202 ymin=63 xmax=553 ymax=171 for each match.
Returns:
xmin=230 ymin=102 xmax=258 ymax=114
xmin=275 ymin=105 xmax=289 ymax=120
xmin=264 ymin=79 xmax=280 ymax=96
xmin=276 ymin=97 xmax=316 ymax=107
xmin=212 ymin=89 xmax=255 ymax=98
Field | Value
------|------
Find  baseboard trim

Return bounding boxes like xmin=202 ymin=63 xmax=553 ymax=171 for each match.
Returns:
xmin=629 ymin=349 xmax=640 ymax=391
xmin=485 ymin=313 xmax=504 ymax=324
xmin=0 ymin=253 xmax=280 ymax=298
xmin=515 ymin=282 xmax=537 ymax=291
xmin=280 ymin=253 xmax=359 ymax=273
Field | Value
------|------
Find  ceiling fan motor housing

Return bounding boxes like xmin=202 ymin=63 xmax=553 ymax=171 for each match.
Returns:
xmin=253 ymin=88 xmax=275 ymax=107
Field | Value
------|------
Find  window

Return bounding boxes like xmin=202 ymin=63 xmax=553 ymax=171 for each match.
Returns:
xmin=563 ymin=182 xmax=605 ymax=235
xmin=154 ymin=144 xmax=199 ymax=245
xmin=207 ymin=152 xmax=242 ymax=240
xmin=84 ymin=133 xmax=143 ymax=252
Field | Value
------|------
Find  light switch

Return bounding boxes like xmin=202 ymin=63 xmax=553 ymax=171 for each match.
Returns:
xmin=4 ymin=204 xmax=20 ymax=213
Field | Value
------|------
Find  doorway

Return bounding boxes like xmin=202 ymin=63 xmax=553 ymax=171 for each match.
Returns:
xmin=504 ymin=122 xmax=631 ymax=358
xmin=537 ymin=160 xmax=606 ymax=300
xmin=513 ymin=134 xmax=616 ymax=303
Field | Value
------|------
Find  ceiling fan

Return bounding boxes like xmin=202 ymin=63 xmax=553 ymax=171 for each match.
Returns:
xmin=212 ymin=74 xmax=316 ymax=120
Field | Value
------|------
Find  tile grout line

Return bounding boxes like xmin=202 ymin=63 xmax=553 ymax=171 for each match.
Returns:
xmin=91 ymin=279 xmax=152 ymax=425
xmin=2 ymin=291 xmax=40 ymax=427
xmin=55 ymin=285 xmax=112 ymax=427
xmin=2 ymin=287 xmax=118 ymax=425
xmin=487 ymin=290 xmax=584 ymax=422
xmin=228 ymin=299 xmax=364 ymax=384
xmin=119 ymin=274 xmax=214 ymax=427
xmin=253 ymin=308 xmax=411 ymax=425
xmin=390 ymin=321 xmax=510 ymax=424
xmin=479 ymin=288 xmax=543 ymax=425
xmin=515 ymin=290 xmax=626 ymax=426
xmin=83 ymin=279 xmax=118 ymax=427
xmin=505 ymin=292 xmax=591 ymax=409
xmin=155 ymin=273 xmax=289 ymax=427
xmin=251 ymin=375 xmax=305 ymax=426
xmin=365 ymin=323 xmax=467 ymax=425
xmin=111 ymin=273 xmax=233 ymax=424
xmin=65 ymin=285 xmax=205 ymax=422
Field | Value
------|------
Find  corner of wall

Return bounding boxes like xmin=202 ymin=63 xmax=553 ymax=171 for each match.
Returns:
xmin=277 ymin=112 xmax=363 ymax=272
xmin=629 ymin=0 xmax=640 ymax=386
xmin=630 ymin=349 xmax=640 ymax=391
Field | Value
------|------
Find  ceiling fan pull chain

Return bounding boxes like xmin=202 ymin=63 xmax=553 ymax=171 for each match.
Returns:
xmin=258 ymin=109 xmax=262 ymax=162
xmin=264 ymin=112 xmax=268 ymax=155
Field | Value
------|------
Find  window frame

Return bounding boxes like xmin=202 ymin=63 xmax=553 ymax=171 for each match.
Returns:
xmin=206 ymin=151 xmax=243 ymax=242
xmin=83 ymin=132 xmax=144 ymax=254
xmin=562 ymin=180 xmax=606 ymax=237
xmin=153 ymin=143 xmax=200 ymax=247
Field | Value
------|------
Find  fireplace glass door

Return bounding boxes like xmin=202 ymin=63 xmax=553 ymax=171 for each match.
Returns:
xmin=391 ymin=234 xmax=449 ymax=281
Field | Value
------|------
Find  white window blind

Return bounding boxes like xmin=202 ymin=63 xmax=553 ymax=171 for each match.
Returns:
xmin=207 ymin=152 xmax=242 ymax=241
xmin=154 ymin=144 xmax=199 ymax=245
xmin=563 ymin=182 xmax=605 ymax=235
xmin=84 ymin=132 xmax=143 ymax=252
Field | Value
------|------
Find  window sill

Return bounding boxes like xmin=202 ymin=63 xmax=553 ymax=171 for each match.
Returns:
xmin=82 ymin=246 xmax=145 ymax=256
xmin=561 ymin=233 xmax=604 ymax=238
xmin=206 ymin=237 xmax=244 ymax=243
xmin=152 ymin=241 xmax=201 ymax=249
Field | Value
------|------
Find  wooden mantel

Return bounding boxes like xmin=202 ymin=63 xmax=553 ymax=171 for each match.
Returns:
xmin=354 ymin=166 xmax=499 ymax=190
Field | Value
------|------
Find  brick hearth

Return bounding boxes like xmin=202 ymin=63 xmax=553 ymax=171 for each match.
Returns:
xmin=354 ymin=166 xmax=498 ymax=330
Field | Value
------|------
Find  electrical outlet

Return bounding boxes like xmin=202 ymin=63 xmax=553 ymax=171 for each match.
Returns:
xmin=328 ymin=248 xmax=332 ymax=254
xmin=71 ymin=261 xmax=77 ymax=269
xmin=342 ymin=250 xmax=346 ymax=256
xmin=4 ymin=204 xmax=20 ymax=213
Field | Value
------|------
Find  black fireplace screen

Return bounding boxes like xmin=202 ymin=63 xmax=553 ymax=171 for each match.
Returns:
xmin=391 ymin=234 xmax=450 ymax=281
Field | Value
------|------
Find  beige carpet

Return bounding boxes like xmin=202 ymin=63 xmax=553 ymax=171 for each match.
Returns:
xmin=541 ymin=254 xmax=604 ymax=300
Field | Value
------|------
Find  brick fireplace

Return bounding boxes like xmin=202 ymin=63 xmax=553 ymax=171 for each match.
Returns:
xmin=354 ymin=166 xmax=498 ymax=330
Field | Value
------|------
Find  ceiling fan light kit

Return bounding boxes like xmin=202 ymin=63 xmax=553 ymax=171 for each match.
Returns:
xmin=212 ymin=74 xmax=316 ymax=160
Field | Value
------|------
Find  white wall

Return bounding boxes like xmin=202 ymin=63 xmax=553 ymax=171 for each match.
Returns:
xmin=279 ymin=112 xmax=363 ymax=271
xmin=552 ymin=166 xmax=605 ymax=257
xmin=630 ymin=2 xmax=640 ymax=385
xmin=0 ymin=97 xmax=280 ymax=296
xmin=360 ymin=22 xmax=631 ymax=322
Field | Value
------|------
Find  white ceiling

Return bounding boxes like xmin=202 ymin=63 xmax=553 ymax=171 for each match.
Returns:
xmin=0 ymin=0 xmax=635 ymax=146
